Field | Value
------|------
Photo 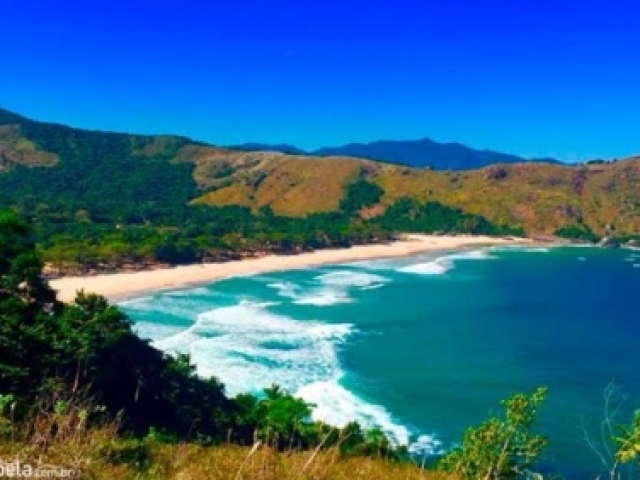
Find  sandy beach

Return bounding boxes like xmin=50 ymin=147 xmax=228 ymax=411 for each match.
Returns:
xmin=49 ymin=234 xmax=533 ymax=303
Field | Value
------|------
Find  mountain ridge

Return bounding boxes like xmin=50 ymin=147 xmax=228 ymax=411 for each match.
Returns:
xmin=228 ymin=138 xmax=562 ymax=170
xmin=0 ymin=106 xmax=575 ymax=170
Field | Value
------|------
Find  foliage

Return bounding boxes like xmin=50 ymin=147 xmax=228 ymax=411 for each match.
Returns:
xmin=615 ymin=410 xmax=640 ymax=471
xmin=554 ymin=224 xmax=600 ymax=243
xmin=27 ymin=193 xmax=514 ymax=274
xmin=0 ymin=212 xmax=61 ymax=396
xmin=437 ymin=388 xmax=548 ymax=479
xmin=339 ymin=177 xmax=385 ymax=214
xmin=613 ymin=410 xmax=640 ymax=476
xmin=374 ymin=198 xmax=523 ymax=236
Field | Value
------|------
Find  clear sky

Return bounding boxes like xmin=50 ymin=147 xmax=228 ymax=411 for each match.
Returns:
xmin=1 ymin=0 xmax=639 ymax=160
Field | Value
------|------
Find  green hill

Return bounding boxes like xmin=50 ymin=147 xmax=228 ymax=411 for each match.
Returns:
xmin=1 ymin=107 xmax=638 ymax=271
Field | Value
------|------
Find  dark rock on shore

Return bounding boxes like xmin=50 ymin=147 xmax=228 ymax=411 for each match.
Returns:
xmin=598 ymin=236 xmax=620 ymax=248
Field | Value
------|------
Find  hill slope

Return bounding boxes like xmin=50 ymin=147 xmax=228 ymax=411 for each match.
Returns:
xmin=0 ymin=107 xmax=638 ymax=238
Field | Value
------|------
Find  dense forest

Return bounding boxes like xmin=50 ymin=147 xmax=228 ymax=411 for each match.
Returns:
xmin=33 ymin=192 xmax=522 ymax=275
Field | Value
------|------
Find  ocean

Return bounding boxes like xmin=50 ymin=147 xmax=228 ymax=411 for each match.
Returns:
xmin=121 ymin=246 xmax=640 ymax=478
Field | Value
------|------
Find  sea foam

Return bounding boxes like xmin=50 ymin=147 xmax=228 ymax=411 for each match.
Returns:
xmin=315 ymin=271 xmax=389 ymax=288
xmin=152 ymin=300 xmax=352 ymax=395
xmin=124 ymin=291 xmax=439 ymax=454
xmin=267 ymin=270 xmax=389 ymax=306
xmin=398 ymin=259 xmax=452 ymax=275
xmin=398 ymin=249 xmax=495 ymax=276
xmin=490 ymin=245 xmax=551 ymax=253
xmin=295 ymin=378 xmax=437 ymax=451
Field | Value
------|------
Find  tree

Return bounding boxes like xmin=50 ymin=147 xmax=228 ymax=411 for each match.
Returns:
xmin=580 ymin=381 xmax=640 ymax=480
xmin=615 ymin=410 xmax=640 ymax=475
xmin=0 ymin=211 xmax=62 ymax=396
xmin=0 ymin=211 xmax=58 ymax=310
xmin=437 ymin=388 xmax=548 ymax=480
xmin=253 ymin=385 xmax=315 ymax=448
xmin=339 ymin=178 xmax=384 ymax=214
xmin=58 ymin=291 xmax=133 ymax=393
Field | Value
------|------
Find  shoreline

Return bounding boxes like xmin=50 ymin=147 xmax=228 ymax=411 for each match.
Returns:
xmin=49 ymin=234 xmax=536 ymax=303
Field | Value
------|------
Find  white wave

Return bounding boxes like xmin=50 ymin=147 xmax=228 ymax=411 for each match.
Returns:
xmin=296 ymin=378 xmax=414 ymax=448
xmin=133 ymin=321 xmax=184 ymax=342
xmin=294 ymin=290 xmax=352 ymax=306
xmin=490 ymin=245 xmax=551 ymax=253
xmin=267 ymin=281 xmax=300 ymax=299
xmin=399 ymin=259 xmax=452 ymax=275
xmin=444 ymin=250 xmax=496 ymax=261
xmin=267 ymin=271 xmax=389 ymax=307
xmin=562 ymin=243 xmax=600 ymax=248
xmin=348 ymin=254 xmax=447 ymax=273
xmin=164 ymin=287 xmax=211 ymax=297
xmin=345 ymin=259 xmax=399 ymax=270
xmin=267 ymin=280 xmax=351 ymax=306
xmin=359 ymin=284 xmax=385 ymax=291
xmin=143 ymin=297 xmax=438 ymax=451
xmin=119 ymin=291 xmax=223 ymax=320
xmin=153 ymin=300 xmax=353 ymax=397
xmin=316 ymin=271 xmax=389 ymax=288
xmin=408 ymin=434 xmax=445 ymax=457
xmin=116 ymin=295 xmax=154 ymax=307
xmin=398 ymin=249 xmax=495 ymax=276
xmin=295 ymin=379 xmax=441 ymax=454
xmin=488 ymin=245 xmax=521 ymax=252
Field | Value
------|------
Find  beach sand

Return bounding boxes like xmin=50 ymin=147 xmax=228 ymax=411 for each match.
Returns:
xmin=49 ymin=234 xmax=533 ymax=303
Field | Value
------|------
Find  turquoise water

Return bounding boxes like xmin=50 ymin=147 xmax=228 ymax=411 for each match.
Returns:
xmin=122 ymin=246 xmax=640 ymax=478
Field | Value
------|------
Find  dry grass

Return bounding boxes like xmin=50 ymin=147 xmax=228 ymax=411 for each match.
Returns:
xmin=0 ymin=390 xmax=132 ymax=479
xmin=0 ymin=436 xmax=453 ymax=480
xmin=0 ymin=124 xmax=59 ymax=168
xmin=141 ymin=442 xmax=453 ymax=480
xmin=190 ymin=148 xmax=368 ymax=215
xmin=182 ymin=145 xmax=640 ymax=235
xmin=0 ymin=391 xmax=453 ymax=480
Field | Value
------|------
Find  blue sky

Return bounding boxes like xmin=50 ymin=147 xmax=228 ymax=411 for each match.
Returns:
xmin=0 ymin=0 xmax=638 ymax=160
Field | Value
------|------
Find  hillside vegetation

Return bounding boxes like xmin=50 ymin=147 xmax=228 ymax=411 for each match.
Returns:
xmin=193 ymin=154 xmax=640 ymax=236
xmin=1 ymin=108 xmax=638 ymax=238
xmin=0 ymin=107 xmax=639 ymax=273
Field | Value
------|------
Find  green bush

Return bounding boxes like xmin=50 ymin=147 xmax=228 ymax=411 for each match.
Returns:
xmin=437 ymin=388 xmax=548 ymax=479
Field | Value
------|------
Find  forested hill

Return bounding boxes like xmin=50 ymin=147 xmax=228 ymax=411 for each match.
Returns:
xmin=1 ymin=107 xmax=640 ymax=272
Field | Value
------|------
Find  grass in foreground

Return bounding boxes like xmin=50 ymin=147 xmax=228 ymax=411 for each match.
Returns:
xmin=0 ymin=405 xmax=451 ymax=480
